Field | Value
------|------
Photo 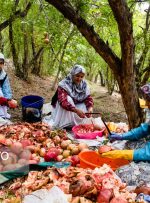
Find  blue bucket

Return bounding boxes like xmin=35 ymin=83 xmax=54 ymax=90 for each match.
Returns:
xmin=21 ymin=95 xmax=44 ymax=122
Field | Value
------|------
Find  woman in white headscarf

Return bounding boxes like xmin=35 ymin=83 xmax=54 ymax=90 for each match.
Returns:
xmin=45 ymin=65 xmax=94 ymax=128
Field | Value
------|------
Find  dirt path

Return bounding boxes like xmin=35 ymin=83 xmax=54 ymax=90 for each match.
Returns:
xmin=6 ymin=64 xmax=127 ymax=123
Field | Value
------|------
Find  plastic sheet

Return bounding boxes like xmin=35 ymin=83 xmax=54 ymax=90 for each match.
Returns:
xmin=116 ymin=162 xmax=150 ymax=186
xmin=23 ymin=186 xmax=69 ymax=203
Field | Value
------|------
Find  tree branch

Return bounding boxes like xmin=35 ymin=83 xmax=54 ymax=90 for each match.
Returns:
xmin=45 ymin=0 xmax=121 ymax=75
xmin=0 ymin=2 xmax=32 ymax=32
xmin=108 ymin=0 xmax=134 ymax=75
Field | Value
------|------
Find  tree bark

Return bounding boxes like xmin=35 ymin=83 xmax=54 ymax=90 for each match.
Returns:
xmin=99 ymin=70 xmax=105 ymax=86
xmin=9 ymin=21 xmax=23 ymax=77
xmin=30 ymin=24 xmax=44 ymax=75
xmin=45 ymin=0 xmax=143 ymax=128
xmin=0 ymin=32 xmax=4 ymax=52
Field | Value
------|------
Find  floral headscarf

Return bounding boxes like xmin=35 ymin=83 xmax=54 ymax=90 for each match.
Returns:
xmin=58 ymin=65 xmax=90 ymax=101
xmin=140 ymin=83 xmax=150 ymax=101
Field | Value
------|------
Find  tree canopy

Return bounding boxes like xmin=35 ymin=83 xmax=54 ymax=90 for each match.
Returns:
xmin=0 ymin=0 xmax=149 ymax=128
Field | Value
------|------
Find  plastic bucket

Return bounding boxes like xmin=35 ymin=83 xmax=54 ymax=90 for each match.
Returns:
xmin=79 ymin=151 xmax=130 ymax=171
xmin=21 ymin=95 xmax=44 ymax=122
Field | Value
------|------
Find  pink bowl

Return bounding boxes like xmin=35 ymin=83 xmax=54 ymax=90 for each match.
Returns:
xmin=72 ymin=124 xmax=105 ymax=139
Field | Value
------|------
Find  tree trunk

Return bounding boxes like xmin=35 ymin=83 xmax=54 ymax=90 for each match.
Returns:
xmin=45 ymin=0 xmax=143 ymax=128
xmin=94 ymin=73 xmax=99 ymax=83
xmin=22 ymin=22 xmax=29 ymax=80
xmin=141 ymin=64 xmax=150 ymax=85
xmin=51 ymin=68 xmax=61 ymax=91
xmin=0 ymin=32 xmax=4 ymax=52
xmin=51 ymin=26 xmax=75 ymax=90
xmin=99 ymin=70 xmax=105 ymax=86
xmin=9 ymin=21 xmax=23 ymax=77
xmin=31 ymin=24 xmax=44 ymax=75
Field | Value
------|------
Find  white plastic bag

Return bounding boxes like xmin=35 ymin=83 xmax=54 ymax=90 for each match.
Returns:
xmin=23 ymin=186 xmax=69 ymax=203
xmin=82 ymin=116 xmax=105 ymax=128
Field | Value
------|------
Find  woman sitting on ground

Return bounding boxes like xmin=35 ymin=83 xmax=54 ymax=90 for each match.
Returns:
xmin=45 ymin=64 xmax=94 ymax=129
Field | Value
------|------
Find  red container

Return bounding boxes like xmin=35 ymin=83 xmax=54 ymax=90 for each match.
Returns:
xmin=79 ymin=151 xmax=130 ymax=170
xmin=72 ymin=124 xmax=105 ymax=139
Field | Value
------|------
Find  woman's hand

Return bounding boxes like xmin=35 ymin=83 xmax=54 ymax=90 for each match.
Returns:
xmin=74 ymin=108 xmax=86 ymax=118
xmin=86 ymin=107 xmax=93 ymax=118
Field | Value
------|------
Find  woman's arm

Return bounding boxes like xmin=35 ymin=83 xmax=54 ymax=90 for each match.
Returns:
xmin=2 ymin=76 xmax=12 ymax=99
xmin=84 ymin=95 xmax=94 ymax=110
xmin=133 ymin=141 xmax=150 ymax=161
xmin=122 ymin=123 xmax=150 ymax=141
xmin=57 ymin=87 xmax=75 ymax=111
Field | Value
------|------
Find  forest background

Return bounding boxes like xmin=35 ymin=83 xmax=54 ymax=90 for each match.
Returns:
xmin=0 ymin=0 xmax=149 ymax=128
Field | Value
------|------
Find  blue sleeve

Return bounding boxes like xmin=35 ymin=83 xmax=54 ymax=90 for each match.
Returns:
xmin=122 ymin=123 xmax=150 ymax=141
xmin=2 ymin=76 xmax=12 ymax=99
xmin=133 ymin=141 xmax=150 ymax=161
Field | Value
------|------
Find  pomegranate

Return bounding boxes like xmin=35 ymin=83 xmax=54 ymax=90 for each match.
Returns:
xmin=78 ymin=143 xmax=88 ymax=151
xmin=20 ymin=139 xmax=32 ymax=148
xmin=53 ymin=136 xmax=61 ymax=144
xmin=8 ymin=99 xmax=18 ymax=108
xmin=98 ymin=145 xmax=112 ymax=154
xmin=10 ymin=142 xmax=23 ymax=155
xmin=71 ymin=147 xmax=79 ymax=155
xmin=56 ymin=155 xmax=63 ymax=161
xmin=62 ymin=150 xmax=70 ymax=158
xmin=25 ymin=145 xmax=35 ymax=152
xmin=61 ymin=140 xmax=72 ymax=149
xmin=20 ymin=150 xmax=32 ymax=160
xmin=18 ymin=159 xmax=28 ymax=165
xmin=44 ymin=38 xmax=49 ymax=44
xmin=48 ymin=147 xmax=60 ymax=155
xmin=44 ymin=151 xmax=58 ymax=162
xmin=40 ymin=148 xmax=46 ymax=157
xmin=97 ymin=189 xmax=113 ymax=203
xmin=71 ymin=155 xmax=80 ymax=166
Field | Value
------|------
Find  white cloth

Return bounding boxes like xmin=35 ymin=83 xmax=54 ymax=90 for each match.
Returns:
xmin=0 ymin=88 xmax=10 ymax=119
xmin=43 ymin=96 xmax=105 ymax=129
xmin=43 ymin=96 xmax=87 ymax=128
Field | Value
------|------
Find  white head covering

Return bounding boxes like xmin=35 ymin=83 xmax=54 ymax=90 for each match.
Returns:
xmin=0 ymin=53 xmax=4 ymax=60
xmin=58 ymin=65 xmax=90 ymax=101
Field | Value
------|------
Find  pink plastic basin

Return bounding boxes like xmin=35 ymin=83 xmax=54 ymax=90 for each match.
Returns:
xmin=72 ymin=124 xmax=105 ymax=139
